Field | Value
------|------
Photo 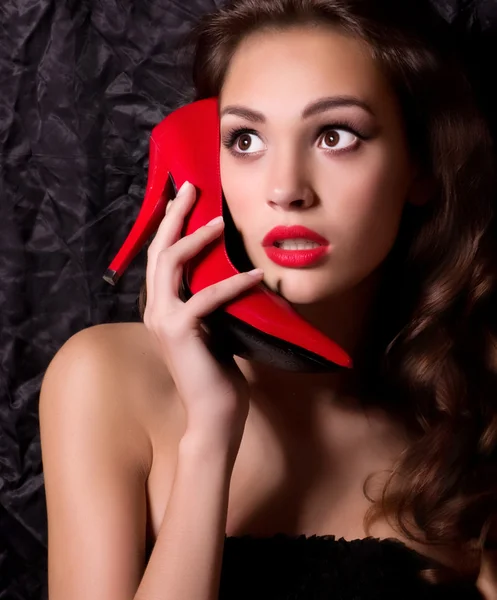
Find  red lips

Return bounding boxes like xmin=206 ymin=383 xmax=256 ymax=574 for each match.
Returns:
xmin=262 ymin=225 xmax=329 ymax=247
xmin=262 ymin=225 xmax=330 ymax=268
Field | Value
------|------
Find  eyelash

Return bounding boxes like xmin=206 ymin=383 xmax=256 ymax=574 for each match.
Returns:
xmin=221 ymin=122 xmax=370 ymax=159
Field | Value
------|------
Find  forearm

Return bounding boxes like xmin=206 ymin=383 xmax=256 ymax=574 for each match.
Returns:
xmin=134 ymin=433 xmax=234 ymax=600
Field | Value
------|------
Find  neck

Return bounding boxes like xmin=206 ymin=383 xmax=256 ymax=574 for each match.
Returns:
xmin=292 ymin=268 xmax=382 ymax=357
xmin=235 ymin=268 xmax=384 ymax=422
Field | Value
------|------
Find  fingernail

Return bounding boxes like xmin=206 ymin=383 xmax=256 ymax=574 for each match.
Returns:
xmin=247 ymin=268 xmax=263 ymax=277
xmin=177 ymin=180 xmax=191 ymax=196
xmin=206 ymin=216 xmax=224 ymax=226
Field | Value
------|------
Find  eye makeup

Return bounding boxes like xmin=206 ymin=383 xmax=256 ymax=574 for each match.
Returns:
xmin=221 ymin=119 xmax=374 ymax=158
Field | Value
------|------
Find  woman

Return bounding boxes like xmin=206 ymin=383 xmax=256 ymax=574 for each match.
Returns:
xmin=39 ymin=0 xmax=497 ymax=598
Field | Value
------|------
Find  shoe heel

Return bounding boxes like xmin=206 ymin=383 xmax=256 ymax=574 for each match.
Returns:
xmin=103 ymin=135 xmax=174 ymax=285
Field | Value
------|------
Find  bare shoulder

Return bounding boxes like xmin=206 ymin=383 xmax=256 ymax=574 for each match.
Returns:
xmin=39 ymin=322 xmax=184 ymax=599
xmin=41 ymin=321 xmax=182 ymax=476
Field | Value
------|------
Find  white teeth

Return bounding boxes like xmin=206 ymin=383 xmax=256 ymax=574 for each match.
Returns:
xmin=275 ymin=239 xmax=321 ymax=250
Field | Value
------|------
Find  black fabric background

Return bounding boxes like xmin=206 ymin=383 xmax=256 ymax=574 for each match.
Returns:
xmin=0 ymin=1 xmax=496 ymax=598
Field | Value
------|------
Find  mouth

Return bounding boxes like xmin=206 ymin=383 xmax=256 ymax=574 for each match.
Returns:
xmin=262 ymin=225 xmax=329 ymax=248
xmin=273 ymin=239 xmax=322 ymax=250
xmin=262 ymin=226 xmax=330 ymax=268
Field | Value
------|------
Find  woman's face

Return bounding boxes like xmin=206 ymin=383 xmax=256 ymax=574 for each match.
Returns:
xmin=219 ymin=25 xmax=417 ymax=305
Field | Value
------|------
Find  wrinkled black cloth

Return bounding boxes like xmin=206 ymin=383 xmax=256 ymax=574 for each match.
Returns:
xmin=1 ymin=0 xmax=497 ymax=599
xmin=217 ymin=534 xmax=482 ymax=600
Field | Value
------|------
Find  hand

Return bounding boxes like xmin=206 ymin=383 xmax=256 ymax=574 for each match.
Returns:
xmin=143 ymin=180 xmax=264 ymax=456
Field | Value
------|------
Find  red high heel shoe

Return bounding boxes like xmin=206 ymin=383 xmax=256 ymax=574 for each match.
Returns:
xmin=103 ymin=98 xmax=352 ymax=372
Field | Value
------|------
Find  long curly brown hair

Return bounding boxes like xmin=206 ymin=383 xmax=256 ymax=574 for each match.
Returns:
xmin=138 ymin=0 xmax=497 ymax=581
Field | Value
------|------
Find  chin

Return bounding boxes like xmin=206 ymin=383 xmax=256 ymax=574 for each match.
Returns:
xmin=267 ymin=272 xmax=340 ymax=305
xmin=265 ymin=263 xmax=374 ymax=307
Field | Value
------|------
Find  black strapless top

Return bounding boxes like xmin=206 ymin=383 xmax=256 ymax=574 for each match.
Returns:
xmin=144 ymin=532 xmax=482 ymax=598
xmin=216 ymin=533 xmax=482 ymax=599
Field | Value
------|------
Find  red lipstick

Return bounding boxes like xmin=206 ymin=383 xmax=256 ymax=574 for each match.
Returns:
xmin=262 ymin=226 xmax=330 ymax=268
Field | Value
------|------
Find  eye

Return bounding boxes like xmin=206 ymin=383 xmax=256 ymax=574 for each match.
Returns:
xmin=318 ymin=128 xmax=359 ymax=152
xmin=236 ymin=132 xmax=265 ymax=153
xmin=222 ymin=128 xmax=266 ymax=156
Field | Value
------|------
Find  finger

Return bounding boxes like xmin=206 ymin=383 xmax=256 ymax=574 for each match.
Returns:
xmin=154 ymin=217 xmax=226 ymax=305
xmin=148 ymin=180 xmax=197 ymax=257
xmin=185 ymin=269 xmax=264 ymax=319
xmin=146 ymin=181 xmax=197 ymax=307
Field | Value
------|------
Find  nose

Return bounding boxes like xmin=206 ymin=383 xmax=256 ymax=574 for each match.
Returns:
xmin=265 ymin=148 xmax=315 ymax=211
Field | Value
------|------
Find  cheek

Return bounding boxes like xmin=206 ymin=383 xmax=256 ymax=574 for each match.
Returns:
xmin=327 ymin=147 xmax=411 ymax=252
xmin=220 ymin=154 xmax=256 ymax=225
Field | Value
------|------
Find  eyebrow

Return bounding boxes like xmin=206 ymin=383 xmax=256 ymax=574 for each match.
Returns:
xmin=220 ymin=95 xmax=375 ymax=122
